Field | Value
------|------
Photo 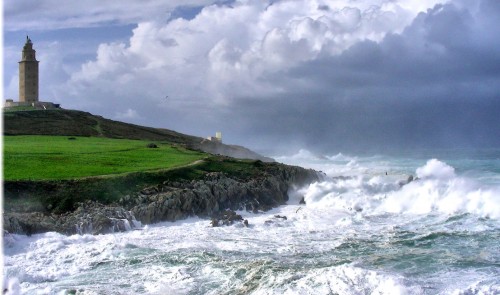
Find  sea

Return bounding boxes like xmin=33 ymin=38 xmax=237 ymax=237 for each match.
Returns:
xmin=3 ymin=148 xmax=500 ymax=294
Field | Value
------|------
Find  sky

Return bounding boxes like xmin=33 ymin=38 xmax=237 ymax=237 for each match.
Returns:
xmin=3 ymin=0 xmax=500 ymax=155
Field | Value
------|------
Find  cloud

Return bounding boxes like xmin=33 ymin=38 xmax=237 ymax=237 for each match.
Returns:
xmin=243 ymin=0 xmax=500 ymax=151
xmin=64 ymin=0 xmax=443 ymax=104
xmin=115 ymin=108 xmax=140 ymax=120
xmin=6 ymin=0 xmax=500 ymax=153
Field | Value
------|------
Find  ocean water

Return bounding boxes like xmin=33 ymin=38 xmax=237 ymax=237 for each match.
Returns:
xmin=3 ymin=149 xmax=500 ymax=294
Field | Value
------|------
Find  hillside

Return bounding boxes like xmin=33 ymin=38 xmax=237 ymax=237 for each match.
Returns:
xmin=3 ymin=108 xmax=273 ymax=162
xmin=3 ymin=108 xmax=322 ymax=235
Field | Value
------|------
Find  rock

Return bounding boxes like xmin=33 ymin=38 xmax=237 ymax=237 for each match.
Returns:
xmin=264 ymin=215 xmax=290 ymax=227
xmin=299 ymin=197 xmax=306 ymax=204
xmin=210 ymin=210 xmax=243 ymax=226
xmin=89 ymin=214 xmax=113 ymax=234
xmin=146 ymin=143 xmax=158 ymax=148
xmin=140 ymin=186 xmax=158 ymax=195
xmin=211 ymin=218 xmax=220 ymax=227
xmin=132 ymin=166 xmax=321 ymax=227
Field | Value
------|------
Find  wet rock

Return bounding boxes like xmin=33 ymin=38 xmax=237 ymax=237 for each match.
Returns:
xmin=211 ymin=218 xmax=220 ymax=227
xmin=2 ymin=202 xmax=143 ymax=235
xmin=299 ymin=197 xmax=306 ymax=204
xmin=210 ymin=210 xmax=243 ymax=227
xmin=3 ymin=212 xmax=56 ymax=236
xmin=265 ymin=215 xmax=289 ymax=226
xmin=88 ymin=214 xmax=113 ymax=234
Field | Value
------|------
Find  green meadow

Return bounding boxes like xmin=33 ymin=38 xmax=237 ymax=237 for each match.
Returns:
xmin=3 ymin=135 xmax=206 ymax=180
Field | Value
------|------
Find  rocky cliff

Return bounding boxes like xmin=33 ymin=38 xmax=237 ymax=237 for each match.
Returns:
xmin=3 ymin=163 xmax=321 ymax=235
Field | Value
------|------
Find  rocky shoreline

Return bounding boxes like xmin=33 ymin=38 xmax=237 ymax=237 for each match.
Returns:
xmin=3 ymin=163 xmax=322 ymax=235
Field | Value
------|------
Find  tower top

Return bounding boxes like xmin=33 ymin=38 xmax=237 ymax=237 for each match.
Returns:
xmin=21 ymin=35 xmax=37 ymax=62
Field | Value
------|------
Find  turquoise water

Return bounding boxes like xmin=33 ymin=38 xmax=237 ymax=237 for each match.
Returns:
xmin=3 ymin=149 xmax=500 ymax=294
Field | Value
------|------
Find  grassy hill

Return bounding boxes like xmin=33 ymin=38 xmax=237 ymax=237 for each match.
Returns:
xmin=3 ymin=108 xmax=276 ymax=213
xmin=3 ymin=108 xmax=273 ymax=161
xmin=3 ymin=109 xmax=201 ymax=144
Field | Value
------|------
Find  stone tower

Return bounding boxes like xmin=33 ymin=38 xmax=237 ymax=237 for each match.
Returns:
xmin=19 ymin=36 xmax=39 ymax=102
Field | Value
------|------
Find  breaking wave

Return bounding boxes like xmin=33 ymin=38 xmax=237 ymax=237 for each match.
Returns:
xmin=298 ymin=158 xmax=500 ymax=219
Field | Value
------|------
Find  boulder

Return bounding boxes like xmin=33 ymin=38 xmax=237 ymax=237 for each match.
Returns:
xmin=210 ymin=210 xmax=243 ymax=227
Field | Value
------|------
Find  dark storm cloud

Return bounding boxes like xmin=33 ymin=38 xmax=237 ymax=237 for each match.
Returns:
xmin=227 ymin=1 xmax=500 ymax=153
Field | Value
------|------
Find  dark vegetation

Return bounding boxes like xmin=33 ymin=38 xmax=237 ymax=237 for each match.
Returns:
xmin=3 ymin=109 xmax=201 ymax=144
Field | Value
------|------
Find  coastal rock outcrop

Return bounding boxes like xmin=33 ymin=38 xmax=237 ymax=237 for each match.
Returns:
xmin=129 ymin=164 xmax=319 ymax=225
xmin=3 ymin=201 xmax=142 ymax=235
xmin=3 ymin=163 xmax=320 ymax=235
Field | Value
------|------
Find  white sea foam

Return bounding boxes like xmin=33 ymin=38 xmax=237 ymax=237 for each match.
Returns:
xmin=290 ymin=156 xmax=500 ymax=219
xmin=274 ymin=149 xmax=366 ymax=177
xmin=416 ymin=158 xmax=456 ymax=179
xmin=274 ymin=265 xmax=413 ymax=295
xmin=205 ymin=264 xmax=412 ymax=295
xmin=451 ymin=281 xmax=500 ymax=295
xmin=379 ymin=159 xmax=500 ymax=218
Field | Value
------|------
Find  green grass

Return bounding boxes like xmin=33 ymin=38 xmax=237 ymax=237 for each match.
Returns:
xmin=3 ymin=135 xmax=206 ymax=180
xmin=3 ymin=135 xmax=269 ymax=213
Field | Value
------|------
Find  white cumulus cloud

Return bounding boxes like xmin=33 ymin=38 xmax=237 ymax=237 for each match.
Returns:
xmin=65 ymin=0 xmax=445 ymax=107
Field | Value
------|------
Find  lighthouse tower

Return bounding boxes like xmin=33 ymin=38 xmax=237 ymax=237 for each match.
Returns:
xmin=19 ymin=36 xmax=39 ymax=103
